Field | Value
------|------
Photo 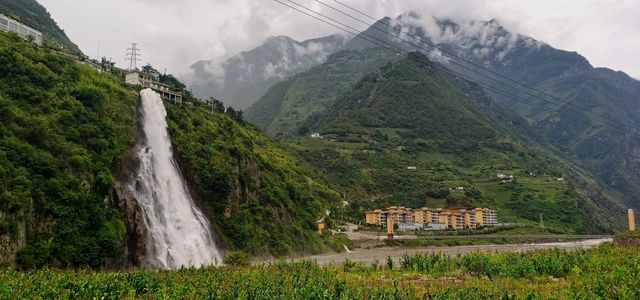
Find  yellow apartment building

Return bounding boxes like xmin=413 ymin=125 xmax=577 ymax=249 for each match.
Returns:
xmin=475 ymin=208 xmax=498 ymax=227
xmin=366 ymin=206 xmax=497 ymax=230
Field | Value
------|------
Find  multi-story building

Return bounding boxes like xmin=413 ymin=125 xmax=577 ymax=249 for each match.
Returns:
xmin=365 ymin=206 xmax=413 ymax=228
xmin=437 ymin=210 xmax=450 ymax=228
xmin=365 ymin=209 xmax=382 ymax=225
xmin=464 ymin=210 xmax=477 ymax=229
xmin=483 ymin=208 xmax=498 ymax=227
xmin=0 ymin=13 xmax=43 ymax=46
xmin=448 ymin=210 xmax=465 ymax=230
xmin=475 ymin=208 xmax=498 ymax=227
xmin=126 ymin=72 xmax=183 ymax=104
xmin=388 ymin=206 xmax=412 ymax=223
xmin=366 ymin=206 xmax=497 ymax=230
xmin=413 ymin=207 xmax=434 ymax=225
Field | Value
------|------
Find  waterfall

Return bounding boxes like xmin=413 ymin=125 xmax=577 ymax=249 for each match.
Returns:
xmin=129 ymin=88 xmax=222 ymax=268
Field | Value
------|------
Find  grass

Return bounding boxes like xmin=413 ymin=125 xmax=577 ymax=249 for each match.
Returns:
xmin=381 ymin=237 xmax=564 ymax=248
xmin=616 ymin=230 xmax=640 ymax=238
xmin=404 ymin=225 xmax=569 ymax=237
xmin=2 ymin=244 xmax=639 ymax=299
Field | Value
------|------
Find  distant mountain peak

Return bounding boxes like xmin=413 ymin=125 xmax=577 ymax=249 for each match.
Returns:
xmin=263 ymin=35 xmax=296 ymax=46
xmin=188 ymin=33 xmax=350 ymax=109
xmin=396 ymin=14 xmax=542 ymax=62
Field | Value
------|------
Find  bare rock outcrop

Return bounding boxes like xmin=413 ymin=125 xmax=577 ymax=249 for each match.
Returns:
xmin=114 ymin=183 xmax=147 ymax=266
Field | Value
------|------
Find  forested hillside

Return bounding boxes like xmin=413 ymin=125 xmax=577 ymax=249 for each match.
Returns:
xmin=0 ymin=0 xmax=79 ymax=52
xmin=344 ymin=14 xmax=640 ymax=214
xmin=0 ymin=33 xmax=136 ymax=268
xmin=250 ymin=51 xmax=623 ymax=232
xmin=0 ymin=31 xmax=343 ymax=268
xmin=165 ymin=103 xmax=340 ymax=256
xmin=245 ymin=48 xmax=399 ymax=138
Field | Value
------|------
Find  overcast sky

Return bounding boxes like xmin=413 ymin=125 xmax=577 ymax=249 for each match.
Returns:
xmin=39 ymin=0 xmax=640 ymax=79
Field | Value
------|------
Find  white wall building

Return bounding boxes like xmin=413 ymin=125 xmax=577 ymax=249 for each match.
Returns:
xmin=398 ymin=222 xmax=424 ymax=231
xmin=126 ymin=72 xmax=183 ymax=104
xmin=0 ymin=13 xmax=43 ymax=46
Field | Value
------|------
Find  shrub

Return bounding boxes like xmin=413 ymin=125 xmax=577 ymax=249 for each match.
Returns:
xmin=223 ymin=251 xmax=251 ymax=267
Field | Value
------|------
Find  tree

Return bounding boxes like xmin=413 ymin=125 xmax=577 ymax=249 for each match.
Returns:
xmin=99 ymin=57 xmax=115 ymax=73
xmin=141 ymin=64 xmax=160 ymax=80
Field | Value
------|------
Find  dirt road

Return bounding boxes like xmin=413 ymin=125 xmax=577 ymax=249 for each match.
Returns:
xmin=286 ymin=238 xmax=612 ymax=265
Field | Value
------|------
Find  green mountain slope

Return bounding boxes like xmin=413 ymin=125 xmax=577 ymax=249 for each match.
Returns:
xmin=0 ymin=31 xmax=342 ymax=268
xmin=344 ymin=14 xmax=640 ymax=214
xmin=0 ymin=33 xmax=136 ymax=268
xmin=165 ymin=103 xmax=340 ymax=256
xmin=255 ymin=51 xmax=621 ymax=232
xmin=190 ymin=34 xmax=349 ymax=110
xmin=245 ymin=48 xmax=399 ymax=138
xmin=0 ymin=0 xmax=80 ymax=52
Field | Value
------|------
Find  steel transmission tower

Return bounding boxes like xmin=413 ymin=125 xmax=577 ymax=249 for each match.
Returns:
xmin=125 ymin=43 xmax=141 ymax=70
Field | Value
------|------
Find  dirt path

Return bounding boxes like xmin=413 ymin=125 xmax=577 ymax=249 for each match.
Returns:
xmin=283 ymin=238 xmax=612 ymax=265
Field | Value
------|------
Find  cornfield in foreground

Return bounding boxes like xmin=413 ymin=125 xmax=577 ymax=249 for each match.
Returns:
xmin=1 ymin=244 xmax=639 ymax=299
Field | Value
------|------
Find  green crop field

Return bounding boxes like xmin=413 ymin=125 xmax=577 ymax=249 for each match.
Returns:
xmin=2 ymin=244 xmax=639 ymax=299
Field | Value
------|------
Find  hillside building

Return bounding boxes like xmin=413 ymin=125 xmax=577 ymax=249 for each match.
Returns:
xmin=126 ymin=72 xmax=183 ymax=104
xmin=0 ymin=13 xmax=43 ymax=46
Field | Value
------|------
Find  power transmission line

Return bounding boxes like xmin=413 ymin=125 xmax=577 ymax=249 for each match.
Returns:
xmin=275 ymin=0 xmax=404 ymax=54
xmin=273 ymin=1 xmax=563 ymax=126
xmin=272 ymin=1 xmax=634 ymax=226
xmin=274 ymin=0 xmax=636 ymax=133
xmin=125 ymin=43 xmax=141 ymax=70
xmin=314 ymin=0 xmax=637 ymax=133
xmin=328 ymin=0 xmax=612 ymax=119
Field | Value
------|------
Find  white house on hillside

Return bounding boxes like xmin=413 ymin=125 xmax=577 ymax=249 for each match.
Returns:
xmin=0 ymin=13 xmax=43 ymax=46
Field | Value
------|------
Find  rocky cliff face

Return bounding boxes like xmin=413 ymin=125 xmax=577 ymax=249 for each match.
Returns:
xmin=113 ymin=183 xmax=147 ymax=267
xmin=0 ymin=210 xmax=27 ymax=266
xmin=114 ymin=101 xmax=148 ymax=267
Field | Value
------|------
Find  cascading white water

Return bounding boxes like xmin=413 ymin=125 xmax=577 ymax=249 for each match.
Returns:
xmin=130 ymin=88 xmax=222 ymax=268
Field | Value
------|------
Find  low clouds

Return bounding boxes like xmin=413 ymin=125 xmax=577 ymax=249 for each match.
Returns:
xmin=390 ymin=13 xmax=537 ymax=63
xmin=39 ymin=0 xmax=640 ymax=79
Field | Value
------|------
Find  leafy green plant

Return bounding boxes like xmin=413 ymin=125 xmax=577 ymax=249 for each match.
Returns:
xmin=0 ymin=32 xmax=136 ymax=268
xmin=2 ymin=245 xmax=640 ymax=299
xmin=223 ymin=251 xmax=251 ymax=267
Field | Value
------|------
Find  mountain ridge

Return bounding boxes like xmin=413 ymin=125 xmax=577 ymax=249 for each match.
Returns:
xmin=188 ymin=33 xmax=350 ymax=109
xmin=246 ymin=13 xmax=639 ymax=227
xmin=291 ymin=52 xmax=619 ymax=232
xmin=0 ymin=0 xmax=80 ymax=52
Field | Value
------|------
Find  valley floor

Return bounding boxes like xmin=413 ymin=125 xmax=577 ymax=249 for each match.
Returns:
xmin=279 ymin=238 xmax=611 ymax=265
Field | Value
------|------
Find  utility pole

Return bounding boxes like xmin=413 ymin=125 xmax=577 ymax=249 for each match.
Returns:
xmin=539 ymin=213 xmax=544 ymax=228
xmin=125 ymin=43 xmax=141 ymax=71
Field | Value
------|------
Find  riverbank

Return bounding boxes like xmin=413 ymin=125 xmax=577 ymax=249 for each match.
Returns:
xmin=279 ymin=238 xmax=612 ymax=265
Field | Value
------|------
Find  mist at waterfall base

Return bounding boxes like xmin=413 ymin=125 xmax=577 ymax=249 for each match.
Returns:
xmin=129 ymin=89 xmax=222 ymax=268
